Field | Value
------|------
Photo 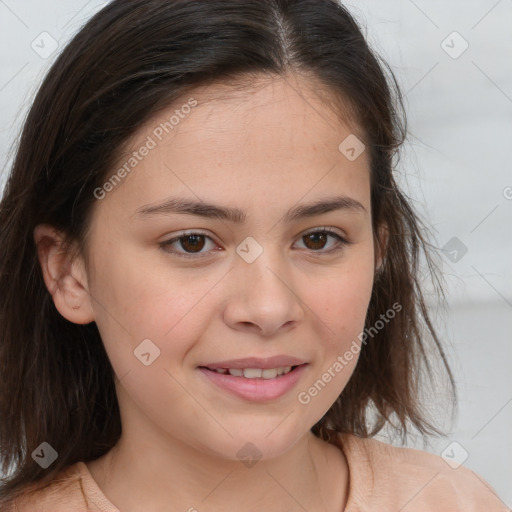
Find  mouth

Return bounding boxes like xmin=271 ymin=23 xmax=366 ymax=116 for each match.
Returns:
xmin=199 ymin=355 xmax=307 ymax=371
xmin=199 ymin=365 xmax=301 ymax=379
xmin=197 ymin=362 xmax=308 ymax=402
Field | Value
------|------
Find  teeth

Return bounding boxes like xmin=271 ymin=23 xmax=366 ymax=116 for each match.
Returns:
xmin=207 ymin=366 xmax=297 ymax=378
xmin=217 ymin=366 xmax=294 ymax=378
xmin=243 ymin=368 xmax=262 ymax=378
xmin=262 ymin=368 xmax=278 ymax=379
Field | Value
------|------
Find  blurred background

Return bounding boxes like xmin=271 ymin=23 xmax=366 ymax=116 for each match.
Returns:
xmin=1 ymin=0 xmax=511 ymax=506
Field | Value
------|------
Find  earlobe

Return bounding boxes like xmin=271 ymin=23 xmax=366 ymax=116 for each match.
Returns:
xmin=34 ymin=224 xmax=95 ymax=325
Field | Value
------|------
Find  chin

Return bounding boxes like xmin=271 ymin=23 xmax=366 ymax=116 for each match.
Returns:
xmin=201 ymin=421 xmax=310 ymax=463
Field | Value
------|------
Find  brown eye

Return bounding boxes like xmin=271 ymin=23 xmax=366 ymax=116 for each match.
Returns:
xmin=160 ymin=232 xmax=217 ymax=258
xmin=295 ymin=228 xmax=348 ymax=253
xmin=302 ymin=232 xmax=329 ymax=250
xmin=179 ymin=234 xmax=206 ymax=253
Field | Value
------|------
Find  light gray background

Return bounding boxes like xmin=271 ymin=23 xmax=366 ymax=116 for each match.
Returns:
xmin=1 ymin=0 xmax=511 ymax=507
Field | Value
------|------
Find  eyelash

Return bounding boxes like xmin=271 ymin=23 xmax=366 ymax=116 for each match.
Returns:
xmin=159 ymin=227 xmax=350 ymax=259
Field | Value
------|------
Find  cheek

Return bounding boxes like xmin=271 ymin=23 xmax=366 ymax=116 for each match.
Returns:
xmin=295 ymin=248 xmax=374 ymax=408
xmin=305 ymin=249 xmax=375 ymax=343
xmin=88 ymin=260 xmax=217 ymax=427
xmin=88 ymin=246 xmax=216 ymax=377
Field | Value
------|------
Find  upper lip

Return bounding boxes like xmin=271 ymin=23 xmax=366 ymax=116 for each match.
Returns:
xmin=200 ymin=355 xmax=307 ymax=370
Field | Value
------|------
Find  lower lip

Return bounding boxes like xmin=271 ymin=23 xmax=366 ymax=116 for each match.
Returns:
xmin=198 ymin=365 xmax=308 ymax=402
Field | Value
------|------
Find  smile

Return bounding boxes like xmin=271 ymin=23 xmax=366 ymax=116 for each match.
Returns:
xmin=197 ymin=364 xmax=308 ymax=402
xmin=206 ymin=366 xmax=296 ymax=379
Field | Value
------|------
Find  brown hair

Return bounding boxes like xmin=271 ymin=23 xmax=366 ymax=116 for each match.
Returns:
xmin=0 ymin=0 xmax=455 ymax=505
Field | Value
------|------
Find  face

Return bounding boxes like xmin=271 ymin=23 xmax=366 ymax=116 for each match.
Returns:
xmin=83 ymin=74 xmax=376 ymax=461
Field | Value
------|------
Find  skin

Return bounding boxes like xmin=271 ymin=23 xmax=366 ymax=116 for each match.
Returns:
xmin=35 ymin=73 xmax=383 ymax=512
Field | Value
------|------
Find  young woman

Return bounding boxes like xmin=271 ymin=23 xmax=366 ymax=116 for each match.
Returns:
xmin=0 ymin=1 xmax=507 ymax=510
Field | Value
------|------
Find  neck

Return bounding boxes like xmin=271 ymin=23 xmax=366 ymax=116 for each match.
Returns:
xmin=87 ymin=421 xmax=348 ymax=512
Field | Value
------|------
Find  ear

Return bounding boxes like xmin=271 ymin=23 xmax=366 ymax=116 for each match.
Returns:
xmin=374 ymin=223 xmax=388 ymax=272
xmin=34 ymin=224 xmax=95 ymax=325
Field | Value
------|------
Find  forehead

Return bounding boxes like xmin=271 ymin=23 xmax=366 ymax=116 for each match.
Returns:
xmin=167 ymin=73 xmax=361 ymax=147
xmin=95 ymin=73 xmax=370 ymax=220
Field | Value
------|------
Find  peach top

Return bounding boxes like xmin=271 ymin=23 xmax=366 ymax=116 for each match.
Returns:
xmin=8 ymin=433 xmax=508 ymax=511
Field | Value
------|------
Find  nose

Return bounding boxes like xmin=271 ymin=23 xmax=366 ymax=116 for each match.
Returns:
xmin=222 ymin=247 xmax=304 ymax=337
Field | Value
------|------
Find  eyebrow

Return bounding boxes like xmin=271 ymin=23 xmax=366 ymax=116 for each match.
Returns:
xmin=135 ymin=195 xmax=366 ymax=223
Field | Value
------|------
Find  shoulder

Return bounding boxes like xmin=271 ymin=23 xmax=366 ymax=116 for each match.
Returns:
xmin=5 ymin=462 xmax=111 ymax=512
xmin=334 ymin=433 xmax=509 ymax=512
